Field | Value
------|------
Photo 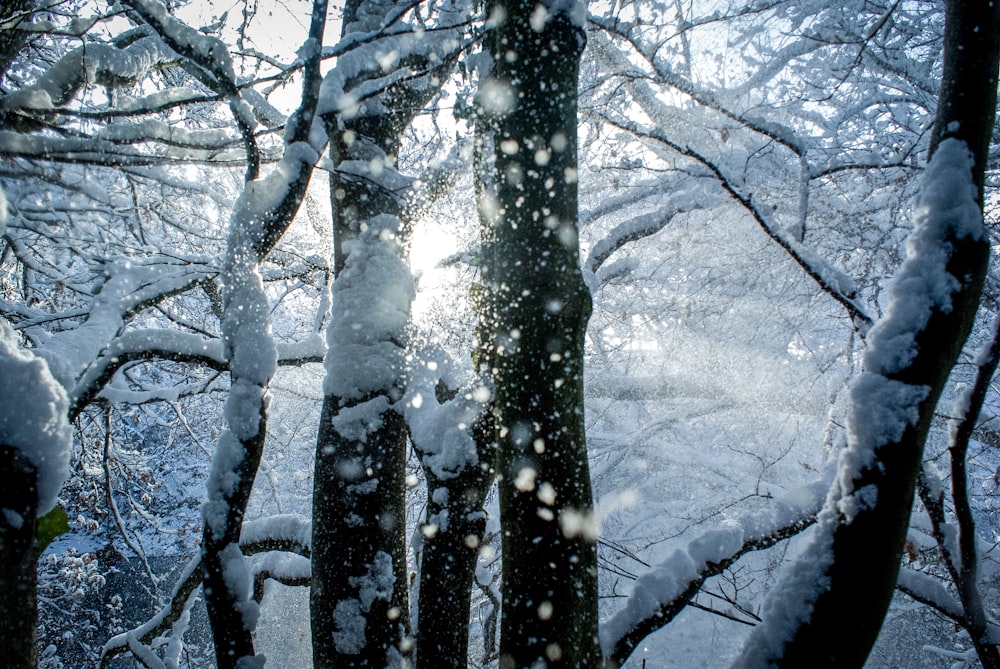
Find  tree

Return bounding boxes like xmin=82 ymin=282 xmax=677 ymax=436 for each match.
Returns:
xmin=2 ymin=1 xmax=999 ymax=668
xmin=477 ymin=0 xmax=601 ymax=666
xmin=310 ymin=0 xmax=469 ymax=665
xmin=734 ymin=1 xmax=1000 ymax=666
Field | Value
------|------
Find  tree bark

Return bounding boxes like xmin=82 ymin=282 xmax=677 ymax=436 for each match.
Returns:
xmin=0 ymin=444 xmax=39 ymax=669
xmin=481 ymin=2 xmax=602 ymax=667
xmin=0 ymin=0 xmax=33 ymax=83
xmin=740 ymin=2 xmax=999 ymax=667
xmin=414 ymin=409 xmax=495 ymax=669
xmin=311 ymin=2 xmax=458 ymax=664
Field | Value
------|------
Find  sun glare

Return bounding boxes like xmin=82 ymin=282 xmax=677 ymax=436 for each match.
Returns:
xmin=409 ymin=219 xmax=459 ymax=276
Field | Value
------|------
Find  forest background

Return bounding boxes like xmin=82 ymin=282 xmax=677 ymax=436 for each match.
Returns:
xmin=1 ymin=0 xmax=999 ymax=667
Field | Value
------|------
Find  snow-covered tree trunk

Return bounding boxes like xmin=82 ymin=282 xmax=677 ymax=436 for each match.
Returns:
xmin=411 ymin=389 xmax=495 ymax=669
xmin=480 ymin=1 xmax=601 ymax=666
xmin=0 ymin=317 xmax=72 ymax=669
xmin=188 ymin=0 xmax=329 ymax=664
xmin=311 ymin=1 xmax=464 ymax=664
xmin=735 ymin=2 xmax=999 ymax=667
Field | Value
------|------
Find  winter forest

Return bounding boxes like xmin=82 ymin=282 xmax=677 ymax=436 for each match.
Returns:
xmin=1 ymin=0 xmax=1000 ymax=667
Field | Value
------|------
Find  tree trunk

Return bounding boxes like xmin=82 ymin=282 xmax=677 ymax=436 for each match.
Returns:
xmin=414 ymin=410 xmax=495 ymax=669
xmin=312 ymin=6 xmax=418 ymax=662
xmin=737 ymin=2 xmax=999 ymax=667
xmin=311 ymin=122 xmax=413 ymax=666
xmin=313 ymin=396 xmax=410 ymax=667
xmin=0 ymin=445 xmax=38 ymax=669
xmin=311 ymin=1 xmax=467 ymax=663
xmin=481 ymin=2 xmax=602 ymax=667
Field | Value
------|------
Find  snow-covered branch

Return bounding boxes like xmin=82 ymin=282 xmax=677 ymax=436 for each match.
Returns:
xmin=100 ymin=513 xmax=313 ymax=668
xmin=601 ymin=115 xmax=872 ymax=329
xmin=584 ymin=188 xmax=706 ymax=275
xmin=121 ymin=0 xmax=262 ymax=180
xmin=1 ymin=36 xmax=180 ymax=120
xmin=590 ymin=27 xmax=807 ymax=157
xmin=602 ymin=481 xmax=824 ymax=666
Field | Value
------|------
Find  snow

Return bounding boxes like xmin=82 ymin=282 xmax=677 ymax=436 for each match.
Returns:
xmin=116 ymin=86 xmax=206 ymax=113
xmin=733 ymin=137 xmax=986 ymax=669
xmin=317 ymin=3 xmax=468 ymax=123
xmin=0 ymin=320 xmax=73 ymax=515
xmin=584 ymin=189 xmax=705 ymax=274
xmin=357 ymin=550 xmax=395 ymax=610
xmin=255 ymin=551 xmax=311 ymax=582
xmin=403 ymin=351 xmax=486 ymax=479
xmin=162 ymin=608 xmax=191 ymax=669
xmin=203 ymin=431 xmax=244 ymax=535
xmin=1 ymin=37 xmax=179 ymax=112
xmin=838 ymin=374 xmax=927 ymax=518
xmin=240 ymin=513 xmax=312 ymax=551
xmin=98 ymin=120 xmax=234 ymax=147
xmin=541 ymin=0 xmax=587 ymax=28
xmin=331 ymin=551 xmax=397 ymax=655
xmin=34 ymin=259 xmax=214 ymax=390
xmin=333 ymin=599 xmax=367 ymax=654
xmin=125 ymin=0 xmax=237 ymax=85
xmin=3 ymin=508 xmax=23 ymax=529
xmin=235 ymin=656 xmax=267 ymax=669
xmin=863 ymin=138 xmax=983 ymax=377
xmin=220 ymin=542 xmax=261 ymax=632
xmin=830 ymin=138 xmax=981 ymax=514
xmin=101 ymin=555 xmax=202 ymax=661
xmin=0 ymin=185 xmax=6 ymax=236
xmin=331 ymin=396 xmax=390 ymax=442
xmin=601 ymin=479 xmax=825 ymax=656
xmin=732 ymin=523 xmax=834 ymax=669
xmin=599 ymin=524 xmax=743 ymax=653
xmin=324 ymin=215 xmax=414 ymax=399
xmin=896 ymin=568 xmax=964 ymax=620
xmin=127 ymin=633 xmax=167 ymax=669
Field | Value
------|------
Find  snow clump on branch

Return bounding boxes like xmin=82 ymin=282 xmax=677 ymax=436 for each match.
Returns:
xmin=0 ymin=321 xmax=73 ymax=515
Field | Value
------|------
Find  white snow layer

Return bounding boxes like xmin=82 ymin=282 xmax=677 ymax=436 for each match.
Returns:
xmin=220 ymin=542 xmax=261 ymax=632
xmin=863 ymin=138 xmax=983 ymax=376
xmin=240 ymin=513 xmax=312 ymax=551
xmin=324 ymin=215 xmax=414 ymax=399
xmin=600 ymin=478 xmax=826 ymax=655
xmin=1 ymin=36 xmax=179 ymax=112
xmin=0 ymin=320 xmax=73 ymax=515
xmin=733 ymin=138 xmax=985 ymax=669
xmin=403 ymin=352 xmax=487 ymax=479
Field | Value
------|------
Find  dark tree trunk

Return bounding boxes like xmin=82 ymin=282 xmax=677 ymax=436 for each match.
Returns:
xmin=480 ymin=2 xmax=602 ymax=667
xmin=745 ymin=2 xmax=999 ymax=667
xmin=414 ymin=410 xmax=495 ymax=669
xmin=0 ymin=445 xmax=38 ymax=669
xmin=313 ymin=395 xmax=410 ymax=667
xmin=311 ymin=2 xmax=452 ymax=662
